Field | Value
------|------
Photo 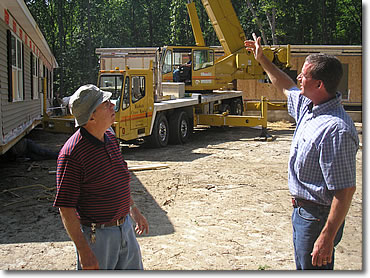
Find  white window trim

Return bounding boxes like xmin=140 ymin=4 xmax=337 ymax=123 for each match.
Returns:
xmin=32 ymin=54 xmax=39 ymax=100
xmin=11 ymin=32 xmax=24 ymax=102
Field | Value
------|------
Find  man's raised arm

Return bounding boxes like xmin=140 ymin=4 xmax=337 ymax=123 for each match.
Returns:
xmin=244 ymin=33 xmax=296 ymax=98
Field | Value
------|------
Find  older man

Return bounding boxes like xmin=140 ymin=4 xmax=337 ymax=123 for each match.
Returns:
xmin=53 ymin=84 xmax=148 ymax=270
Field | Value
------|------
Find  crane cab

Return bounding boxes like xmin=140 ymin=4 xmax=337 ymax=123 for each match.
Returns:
xmin=160 ymin=46 xmax=218 ymax=92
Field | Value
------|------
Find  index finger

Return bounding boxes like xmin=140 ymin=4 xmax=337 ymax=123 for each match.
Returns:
xmin=252 ymin=33 xmax=258 ymax=42
xmin=311 ymin=251 xmax=319 ymax=266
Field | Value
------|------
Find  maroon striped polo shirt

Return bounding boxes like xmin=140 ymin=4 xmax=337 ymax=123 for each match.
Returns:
xmin=53 ymin=127 xmax=131 ymax=223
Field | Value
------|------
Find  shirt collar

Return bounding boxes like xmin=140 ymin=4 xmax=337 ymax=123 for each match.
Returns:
xmin=80 ymin=127 xmax=108 ymax=146
xmin=308 ymin=92 xmax=342 ymax=117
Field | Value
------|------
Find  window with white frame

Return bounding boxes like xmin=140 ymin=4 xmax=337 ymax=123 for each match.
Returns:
xmin=39 ymin=59 xmax=44 ymax=93
xmin=11 ymin=33 xmax=24 ymax=101
xmin=32 ymin=54 xmax=39 ymax=99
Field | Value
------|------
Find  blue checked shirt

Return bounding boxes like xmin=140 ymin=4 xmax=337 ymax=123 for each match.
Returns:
xmin=287 ymin=87 xmax=359 ymax=206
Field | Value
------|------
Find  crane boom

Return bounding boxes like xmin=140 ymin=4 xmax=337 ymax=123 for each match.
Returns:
xmin=187 ymin=1 xmax=206 ymax=47
xmin=201 ymin=0 xmax=246 ymax=56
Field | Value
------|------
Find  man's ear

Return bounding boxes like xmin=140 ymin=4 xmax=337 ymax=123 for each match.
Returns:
xmin=88 ymin=113 xmax=96 ymax=123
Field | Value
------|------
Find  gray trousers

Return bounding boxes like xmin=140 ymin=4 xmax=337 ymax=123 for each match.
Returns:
xmin=77 ymin=215 xmax=143 ymax=270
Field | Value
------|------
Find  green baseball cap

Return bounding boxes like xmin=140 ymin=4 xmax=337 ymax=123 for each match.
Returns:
xmin=69 ymin=84 xmax=112 ymax=127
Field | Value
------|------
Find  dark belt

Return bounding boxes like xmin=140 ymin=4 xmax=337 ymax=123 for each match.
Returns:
xmin=81 ymin=216 xmax=126 ymax=228
xmin=292 ymin=198 xmax=330 ymax=208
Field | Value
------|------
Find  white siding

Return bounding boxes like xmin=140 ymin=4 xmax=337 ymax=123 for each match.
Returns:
xmin=0 ymin=19 xmax=46 ymax=148
xmin=0 ymin=19 xmax=7 ymax=143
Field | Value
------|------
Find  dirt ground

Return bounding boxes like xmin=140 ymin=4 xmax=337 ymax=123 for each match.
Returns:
xmin=0 ymin=121 xmax=363 ymax=271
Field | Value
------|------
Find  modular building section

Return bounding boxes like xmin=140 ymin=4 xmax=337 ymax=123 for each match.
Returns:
xmin=97 ymin=48 xmax=158 ymax=70
xmin=96 ymin=47 xmax=226 ymax=71
xmin=0 ymin=0 xmax=58 ymax=154
xmin=238 ymin=45 xmax=362 ymax=105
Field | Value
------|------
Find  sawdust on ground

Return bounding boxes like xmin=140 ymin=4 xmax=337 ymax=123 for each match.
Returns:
xmin=0 ymin=121 xmax=363 ymax=271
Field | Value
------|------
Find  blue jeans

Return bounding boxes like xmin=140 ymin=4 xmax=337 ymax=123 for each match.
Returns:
xmin=77 ymin=215 xmax=143 ymax=270
xmin=292 ymin=205 xmax=344 ymax=270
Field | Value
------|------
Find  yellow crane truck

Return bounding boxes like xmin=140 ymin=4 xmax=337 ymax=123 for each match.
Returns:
xmin=44 ymin=0 xmax=291 ymax=148
xmin=96 ymin=0 xmax=290 ymax=147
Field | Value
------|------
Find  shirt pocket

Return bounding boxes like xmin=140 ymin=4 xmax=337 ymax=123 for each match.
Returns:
xmin=294 ymin=137 xmax=321 ymax=183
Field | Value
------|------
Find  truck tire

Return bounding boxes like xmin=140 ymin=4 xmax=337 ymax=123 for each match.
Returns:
xmin=147 ymin=113 xmax=169 ymax=147
xmin=231 ymin=98 xmax=243 ymax=115
xmin=169 ymin=110 xmax=191 ymax=144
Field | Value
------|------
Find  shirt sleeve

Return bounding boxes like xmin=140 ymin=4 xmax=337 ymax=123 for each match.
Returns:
xmin=53 ymin=154 xmax=83 ymax=208
xmin=319 ymin=128 xmax=358 ymax=190
xmin=287 ymin=87 xmax=312 ymax=123
xmin=287 ymin=87 xmax=302 ymax=121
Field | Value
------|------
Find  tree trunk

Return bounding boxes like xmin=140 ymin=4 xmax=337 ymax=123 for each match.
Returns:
xmin=265 ymin=7 xmax=277 ymax=44
xmin=321 ymin=0 xmax=328 ymax=44
xmin=145 ymin=0 xmax=153 ymax=46
xmin=246 ymin=0 xmax=268 ymax=45
xmin=57 ymin=0 xmax=64 ymax=96
xmin=131 ymin=0 xmax=136 ymax=45
xmin=86 ymin=0 xmax=94 ymax=83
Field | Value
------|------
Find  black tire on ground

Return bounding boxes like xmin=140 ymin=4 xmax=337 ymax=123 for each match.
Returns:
xmin=169 ymin=110 xmax=191 ymax=144
xmin=146 ymin=113 xmax=169 ymax=148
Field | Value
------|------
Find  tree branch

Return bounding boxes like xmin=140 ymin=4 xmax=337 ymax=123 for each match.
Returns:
xmin=246 ymin=0 xmax=268 ymax=44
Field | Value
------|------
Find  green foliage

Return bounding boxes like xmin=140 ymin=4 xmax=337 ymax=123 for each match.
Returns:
xmin=24 ymin=0 xmax=362 ymax=96
xmin=169 ymin=0 xmax=194 ymax=45
xmin=258 ymin=264 xmax=271 ymax=270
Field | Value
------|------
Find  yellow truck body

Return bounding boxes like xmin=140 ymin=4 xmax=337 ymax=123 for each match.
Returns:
xmin=98 ymin=61 xmax=269 ymax=147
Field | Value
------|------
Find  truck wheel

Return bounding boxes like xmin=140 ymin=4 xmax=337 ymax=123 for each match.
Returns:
xmin=231 ymin=98 xmax=243 ymax=115
xmin=147 ymin=113 xmax=169 ymax=147
xmin=169 ymin=111 xmax=191 ymax=144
